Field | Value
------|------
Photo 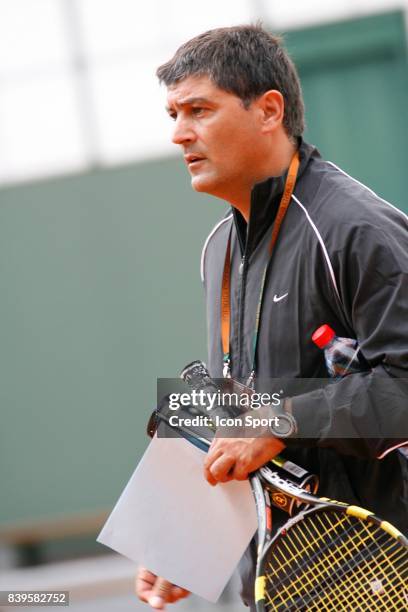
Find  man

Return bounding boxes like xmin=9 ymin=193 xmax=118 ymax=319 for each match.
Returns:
xmin=136 ymin=24 xmax=408 ymax=610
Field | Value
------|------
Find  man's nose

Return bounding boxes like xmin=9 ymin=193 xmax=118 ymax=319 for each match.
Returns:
xmin=172 ymin=118 xmax=196 ymax=145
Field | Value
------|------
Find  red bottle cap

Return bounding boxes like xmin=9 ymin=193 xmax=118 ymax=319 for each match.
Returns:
xmin=312 ymin=324 xmax=336 ymax=349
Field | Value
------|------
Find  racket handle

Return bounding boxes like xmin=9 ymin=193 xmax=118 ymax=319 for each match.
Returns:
xmin=271 ymin=456 xmax=319 ymax=493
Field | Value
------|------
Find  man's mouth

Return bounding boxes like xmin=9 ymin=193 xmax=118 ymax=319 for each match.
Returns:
xmin=184 ymin=154 xmax=206 ymax=167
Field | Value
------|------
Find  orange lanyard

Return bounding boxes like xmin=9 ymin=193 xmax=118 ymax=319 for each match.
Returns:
xmin=221 ymin=150 xmax=300 ymax=383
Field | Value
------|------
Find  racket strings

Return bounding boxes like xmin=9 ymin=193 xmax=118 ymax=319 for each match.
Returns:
xmin=267 ymin=519 xmax=408 ymax=611
xmin=348 ymin=517 xmax=408 ymax=608
xmin=278 ymin=523 xmax=351 ymax=612
xmin=306 ymin=513 xmax=406 ymax=610
xmin=262 ymin=510 xmax=408 ymax=611
xmin=270 ymin=518 xmax=407 ymax=612
xmin=266 ymin=516 xmax=379 ymax=611
xmin=266 ymin=513 xmax=367 ymax=608
xmin=305 ymin=514 xmax=408 ymax=611
xmin=282 ymin=515 xmax=378 ymax=611
xmin=264 ymin=515 xmax=353 ymax=610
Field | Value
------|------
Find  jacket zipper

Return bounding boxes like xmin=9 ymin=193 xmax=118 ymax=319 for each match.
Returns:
xmin=237 ymin=254 xmax=248 ymax=376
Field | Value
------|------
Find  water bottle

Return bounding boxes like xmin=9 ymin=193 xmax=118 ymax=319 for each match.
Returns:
xmin=312 ymin=324 xmax=407 ymax=459
xmin=312 ymin=324 xmax=366 ymax=379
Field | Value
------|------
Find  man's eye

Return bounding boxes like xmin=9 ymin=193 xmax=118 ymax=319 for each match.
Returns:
xmin=192 ymin=107 xmax=205 ymax=116
xmin=169 ymin=112 xmax=177 ymax=121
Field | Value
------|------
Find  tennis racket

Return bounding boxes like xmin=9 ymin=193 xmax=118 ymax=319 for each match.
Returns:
xmin=253 ymin=482 xmax=408 ymax=611
xmin=151 ymin=359 xmax=319 ymax=515
xmin=149 ymin=363 xmax=408 ymax=611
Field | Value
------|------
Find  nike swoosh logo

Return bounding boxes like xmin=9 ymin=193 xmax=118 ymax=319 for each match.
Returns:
xmin=273 ymin=292 xmax=288 ymax=303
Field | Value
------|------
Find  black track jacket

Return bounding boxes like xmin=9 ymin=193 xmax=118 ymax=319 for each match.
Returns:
xmin=201 ymin=139 xmax=408 ymax=533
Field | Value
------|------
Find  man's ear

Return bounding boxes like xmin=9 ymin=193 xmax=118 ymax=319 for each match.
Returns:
xmin=258 ymin=90 xmax=285 ymax=133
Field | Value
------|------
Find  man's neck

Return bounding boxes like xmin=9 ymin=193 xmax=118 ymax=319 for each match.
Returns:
xmin=229 ymin=137 xmax=298 ymax=222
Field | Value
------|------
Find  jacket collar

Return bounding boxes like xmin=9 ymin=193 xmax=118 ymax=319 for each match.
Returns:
xmin=232 ymin=138 xmax=319 ymax=257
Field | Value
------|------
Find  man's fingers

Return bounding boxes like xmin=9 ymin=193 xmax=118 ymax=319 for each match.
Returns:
xmin=203 ymin=437 xmax=287 ymax=486
xmin=135 ymin=567 xmax=190 ymax=608
xmin=203 ymin=444 xmax=223 ymax=485
xmin=135 ymin=568 xmax=170 ymax=608
xmin=204 ymin=467 xmax=218 ymax=486
xmin=136 ymin=567 xmax=157 ymax=601
xmin=231 ymin=464 xmax=249 ymax=481
xmin=138 ymin=567 xmax=156 ymax=585
xmin=205 ymin=454 xmax=236 ymax=484
xmin=159 ymin=585 xmax=190 ymax=604
xmin=169 ymin=586 xmax=190 ymax=601
xmin=203 ymin=445 xmax=223 ymax=470
xmin=148 ymin=577 xmax=172 ymax=608
xmin=153 ymin=577 xmax=173 ymax=598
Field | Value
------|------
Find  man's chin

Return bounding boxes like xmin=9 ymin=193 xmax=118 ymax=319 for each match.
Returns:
xmin=190 ymin=174 xmax=216 ymax=194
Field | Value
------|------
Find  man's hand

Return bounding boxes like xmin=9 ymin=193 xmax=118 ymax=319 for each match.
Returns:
xmin=203 ymin=437 xmax=285 ymax=485
xmin=135 ymin=567 xmax=190 ymax=609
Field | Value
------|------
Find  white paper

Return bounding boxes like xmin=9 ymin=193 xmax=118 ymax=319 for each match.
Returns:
xmin=97 ymin=435 xmax=257 ymax=602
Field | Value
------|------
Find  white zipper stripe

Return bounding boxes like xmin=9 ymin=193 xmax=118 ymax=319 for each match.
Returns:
xmin=292 ymin=194 xmax=342 ymax=303
xmin=200 ymin=214 xmax=233 ymax=282
xmin=327 ymin=161 xmax=408 ymax=224
xmin=377 ymin=442 xmax=408 ymax=460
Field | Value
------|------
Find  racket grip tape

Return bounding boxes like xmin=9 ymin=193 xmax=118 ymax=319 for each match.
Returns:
xmin=255 ymin=576 xmax=266 ymax=603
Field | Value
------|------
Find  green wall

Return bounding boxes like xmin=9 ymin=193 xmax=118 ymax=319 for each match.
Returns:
xmin=0 ymin=158 xmax=223 ymax=524
xmin=286 ymin=11 xmax=408 ymax=212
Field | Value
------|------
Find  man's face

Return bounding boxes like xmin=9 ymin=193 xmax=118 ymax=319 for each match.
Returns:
xmin=166 ymin=75 xmax=266 ymax=200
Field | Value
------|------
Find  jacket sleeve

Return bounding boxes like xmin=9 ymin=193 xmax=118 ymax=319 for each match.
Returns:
xmin=285 ymin=215 xmax=408 ymax=459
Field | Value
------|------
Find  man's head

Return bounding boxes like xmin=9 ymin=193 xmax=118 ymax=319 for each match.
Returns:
xmin=157 ymin=24 xmax=304 ymax=140
xmin=157 ymin=25 xmax=305 ymax=209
